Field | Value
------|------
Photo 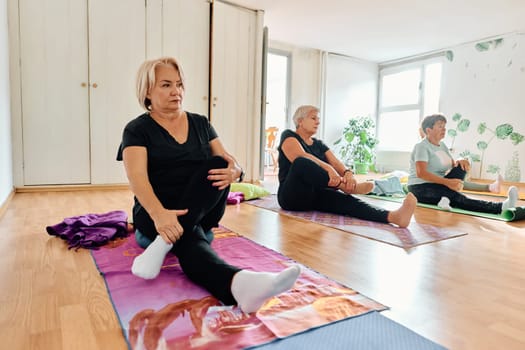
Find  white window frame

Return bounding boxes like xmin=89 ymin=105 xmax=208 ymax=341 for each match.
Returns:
xmin=377 ymin=57 xmax=444 ymax=151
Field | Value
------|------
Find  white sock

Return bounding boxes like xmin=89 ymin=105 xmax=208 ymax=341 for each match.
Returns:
xmin=131 ymin=235 xmax=173 ymax=279
xmin=501 ymin=186 xmax=518 ymax=213
xmin=231 ymin=265 xmax=301 ymax=313
xmin=488 ymin=174 xmax=503 ymax=193
xmin=438 ymin=196 xmax=452 ymax=211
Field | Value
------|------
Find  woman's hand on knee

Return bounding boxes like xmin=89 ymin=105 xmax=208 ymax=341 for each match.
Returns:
xmin=208 ymin=153 xmax=239 ymax=190
xmin=152 ymin=208 xmax=188 ymax=243
xmin=455 ymin=159 xmax=471 ymax=172
xmin=445 ymin=178 xmax=464 ymax=192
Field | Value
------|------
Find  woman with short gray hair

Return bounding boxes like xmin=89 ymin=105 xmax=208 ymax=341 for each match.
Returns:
xmin=277 ymin=105 xmax=417 ymax=228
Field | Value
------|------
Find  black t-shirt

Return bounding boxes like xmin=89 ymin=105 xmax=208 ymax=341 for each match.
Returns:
xmin=277 ymin=129 xmax=329 ymax=183
xmin=116 ymin=112 xmax=218 ymax=208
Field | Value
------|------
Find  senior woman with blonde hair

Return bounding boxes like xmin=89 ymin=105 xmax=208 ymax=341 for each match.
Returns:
xmin=117 ymin=57 xmax=300 ymax=313
xmin=277 ymin=105 xmax=417 ymax=227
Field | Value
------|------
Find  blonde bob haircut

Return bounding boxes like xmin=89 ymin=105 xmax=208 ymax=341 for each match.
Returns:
xmin=136 ymin=57 xmax=185 ymax=111
xmin=292 ymin=105 xmax=319 ymax=128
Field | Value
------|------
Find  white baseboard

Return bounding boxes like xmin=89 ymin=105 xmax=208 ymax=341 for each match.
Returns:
xmin=0 ymin=189 xmax=15 ymax=220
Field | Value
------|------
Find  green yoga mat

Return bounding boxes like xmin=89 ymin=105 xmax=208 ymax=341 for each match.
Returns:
xmin=501 ymin=206 xmax=525 ymax=221
xmin=363 ymin=194 xmax=525 ymax=222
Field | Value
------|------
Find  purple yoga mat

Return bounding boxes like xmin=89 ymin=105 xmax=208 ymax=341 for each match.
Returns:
xmin=91 ymin=227 xmax=385 ymax=350
xmin=246 ymin=195 xmax=466 ymax=248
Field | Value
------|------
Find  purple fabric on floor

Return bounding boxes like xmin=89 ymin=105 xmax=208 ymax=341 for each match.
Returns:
xmin=227 ymin=191 xmax=245 ymax=204
xmin=46 ymin=210 xmax=129 ymax=250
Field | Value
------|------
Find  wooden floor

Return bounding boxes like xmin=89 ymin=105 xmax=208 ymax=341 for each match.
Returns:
xmin=1 ymin=182 xmax=525 ymax=350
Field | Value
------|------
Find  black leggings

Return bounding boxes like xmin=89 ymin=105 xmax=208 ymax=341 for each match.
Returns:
xmin=407 ymin=165 xmax=502 ymax=214
xmin=134 ymin=156 xmax=240 ymax=305
xmin=277 ymin=157 xmax=389 ymax=223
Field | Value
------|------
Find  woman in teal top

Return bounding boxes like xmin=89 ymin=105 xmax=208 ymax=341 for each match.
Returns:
xmin=408 ymin=114 xmax=517 ymax=214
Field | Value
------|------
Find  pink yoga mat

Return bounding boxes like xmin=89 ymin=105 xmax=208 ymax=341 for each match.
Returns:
xmin=246 ymin=195 xmax=466 ymax=248
xmin=91 ymin=227 xmax=385 ymax=350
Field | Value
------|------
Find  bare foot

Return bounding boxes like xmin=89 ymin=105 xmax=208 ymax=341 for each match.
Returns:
xmin=350 ymin=181 xmax=374 ymax=195
xmin=387 ymin=192 xmax=417 ymax=228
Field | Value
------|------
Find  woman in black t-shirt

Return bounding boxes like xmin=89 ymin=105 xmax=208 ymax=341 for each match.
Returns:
xmin=278 ymin=105 xmax=416 ymax=228
xmin=118 ymin=57 xmax=300 ymax=313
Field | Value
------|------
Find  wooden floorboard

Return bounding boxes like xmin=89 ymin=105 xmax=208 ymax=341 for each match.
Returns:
xmin=1 ymin=186 xmax=524 ymax=350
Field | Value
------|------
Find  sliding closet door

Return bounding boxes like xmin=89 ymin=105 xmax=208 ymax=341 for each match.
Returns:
xmin=211 ymin=1 xmax=263 ymax=180
xmin=88 ymin=0 xmax=146 ymax=184
xmin=19 ymin=0 xmax=90 ymax=185
xmin=162 ymin=0 xmax=210 ymax=115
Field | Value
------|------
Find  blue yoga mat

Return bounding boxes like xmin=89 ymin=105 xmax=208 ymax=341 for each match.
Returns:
xmin=249 ymin=311 xmax=447 ymax=350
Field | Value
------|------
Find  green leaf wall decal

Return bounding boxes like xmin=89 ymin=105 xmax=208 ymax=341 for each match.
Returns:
xmin=510 ymin=132 xmax=524 ymax=145
xmin=486 ymin=165 xmax=501 ymax=174
xmin=477 ymin=123 xmax=487 ymax=134
xmin=477 ymin=141 xmax=488 ymax=150
xmin=458 ymin=119 xmax=470 ymax=132
xmin=475 ymin=42 xmax=490 ymax=51
xmin=495 ymin=124 xmax=513 ymax=139
xmin=474 ymin=38 xmax=503 ymax=52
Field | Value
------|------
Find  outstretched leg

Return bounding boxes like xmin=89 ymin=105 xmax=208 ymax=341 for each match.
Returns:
xmin=231 ymin=265 xmax=301 ymax=313
xmin=409 ymin=182 xmax=503 ymax=214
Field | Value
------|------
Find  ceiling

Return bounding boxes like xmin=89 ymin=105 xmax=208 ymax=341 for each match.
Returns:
xmin=228 ymin=0 xmax=525 ymax=63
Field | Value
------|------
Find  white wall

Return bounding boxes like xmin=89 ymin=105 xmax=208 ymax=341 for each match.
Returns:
xmin=0 ymin=0 xmax=14 ymax=205
xmin=440 ymin=32 xmax=525 ymax=181
xmin=322 ymin=53 xmax=378 ymax=147
xmin=269 ymin=40 xmax=321 ymax=128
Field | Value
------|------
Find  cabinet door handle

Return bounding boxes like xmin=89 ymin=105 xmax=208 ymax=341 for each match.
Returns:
xmin=92 ymin=83 xmax=98 ymax=88
xmin=81 ymin=82 xmax=87 ymax=87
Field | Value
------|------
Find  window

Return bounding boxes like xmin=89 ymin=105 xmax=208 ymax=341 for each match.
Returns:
xmin=377 ymin=59 xmax=442 ymax=151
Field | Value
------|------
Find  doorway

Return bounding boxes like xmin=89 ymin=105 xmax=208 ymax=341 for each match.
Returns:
xmin=263 ymin=50 xmax=290 ymax=179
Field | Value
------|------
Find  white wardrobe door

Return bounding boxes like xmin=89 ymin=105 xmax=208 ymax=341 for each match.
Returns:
xmin=19 ymin=0 xmax=90 ymax=185
xmin=88 ymin=0 xmax=146 ymax=184
xmin=162 ymin=0 xmax=210 ymax=116
xmin=211 ymin=1 xmax=260 ymax=178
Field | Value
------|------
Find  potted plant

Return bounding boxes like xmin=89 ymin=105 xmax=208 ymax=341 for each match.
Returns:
xmin=333 ymin=116 xmax=379 ymax=174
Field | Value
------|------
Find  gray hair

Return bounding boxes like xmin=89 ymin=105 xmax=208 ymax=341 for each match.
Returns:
xmin=135 ymin=57 xmax=185 ymax=111
xmin=421 ymin=113 xmax=447 ymax=134
xmin=292 ymin=105 xmax=319 ymax=128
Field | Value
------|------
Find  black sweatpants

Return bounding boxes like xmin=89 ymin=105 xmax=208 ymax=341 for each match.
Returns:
xmin=277 ymin=157 xmax=389 ymax=223
xmin=407 ymin=165 xmax=502 ymax=214
xmin=134 ymin=156 xmax=240 ymax=305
